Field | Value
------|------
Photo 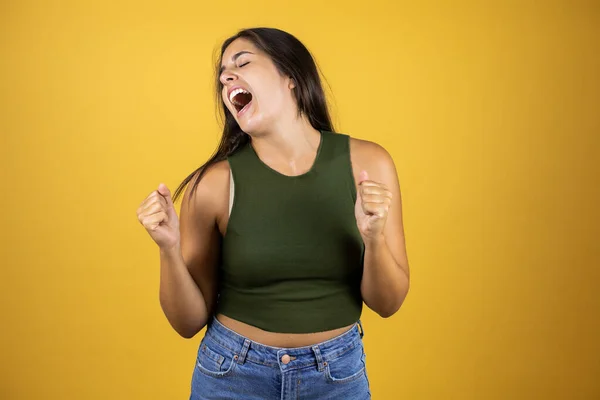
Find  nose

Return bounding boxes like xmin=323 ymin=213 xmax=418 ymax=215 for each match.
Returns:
xmin=220 ymin=70 xmax=237 ymax=85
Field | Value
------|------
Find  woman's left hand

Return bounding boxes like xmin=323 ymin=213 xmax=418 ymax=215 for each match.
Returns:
xmin=355 ymin=170 xmax=392 ymax=244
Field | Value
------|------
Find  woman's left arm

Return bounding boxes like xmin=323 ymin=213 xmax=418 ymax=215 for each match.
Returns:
xmin=351 ymin=139 xmax=410 ymax=318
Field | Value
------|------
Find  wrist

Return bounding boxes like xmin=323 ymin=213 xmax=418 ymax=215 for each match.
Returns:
xmin=159 ymin=241 xmax=182 ymax=258
xmin=363 ymin=233 xmax=386 ymax=248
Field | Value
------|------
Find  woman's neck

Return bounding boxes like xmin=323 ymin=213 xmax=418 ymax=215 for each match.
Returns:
xmin=249 ymin=117 xmax=322 ymax=174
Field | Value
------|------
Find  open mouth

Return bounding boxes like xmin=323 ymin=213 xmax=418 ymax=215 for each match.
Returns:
xmin=229 ymin=88 xmax=253 ymax=114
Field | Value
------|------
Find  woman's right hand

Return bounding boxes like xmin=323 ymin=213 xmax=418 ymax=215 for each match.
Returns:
xmin=137 ymin=183 xmax=181 ymax=250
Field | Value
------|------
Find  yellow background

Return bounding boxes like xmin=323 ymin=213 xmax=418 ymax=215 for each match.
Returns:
xmin=2 ymin=1 xmax=599 ymax=399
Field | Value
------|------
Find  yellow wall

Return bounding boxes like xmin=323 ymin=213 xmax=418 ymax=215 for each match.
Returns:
xmin=2 ymin=1 xmax=598 ymax=399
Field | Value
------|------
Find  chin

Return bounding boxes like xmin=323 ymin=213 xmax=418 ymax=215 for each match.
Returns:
xmin=237 ymin=114 xmax=265 ymax=136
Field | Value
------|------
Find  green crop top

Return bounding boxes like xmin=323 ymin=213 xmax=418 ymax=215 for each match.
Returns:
xmin=215 ymin=130 xmax=365 ymax=333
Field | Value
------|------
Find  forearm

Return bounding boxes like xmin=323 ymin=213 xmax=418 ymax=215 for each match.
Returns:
xmin=360 ymin=235 xmax=410 ymax=317
xmin=158 ymin=244 xmax=208 ymax=338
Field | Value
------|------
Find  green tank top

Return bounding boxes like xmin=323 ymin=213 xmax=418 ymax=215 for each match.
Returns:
xmin=216 ymin=130 xmax=365 ymax=333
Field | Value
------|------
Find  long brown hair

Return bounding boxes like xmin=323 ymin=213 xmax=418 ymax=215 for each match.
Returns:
xmin=172 ymin=27 xmax=335 ymax=204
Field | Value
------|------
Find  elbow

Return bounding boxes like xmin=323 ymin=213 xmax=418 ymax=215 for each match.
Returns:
xmin=376 ymin=287 xmax=410 ymax=318
xmin=177 ymin=327 xmax=200 ymax=339
xmin=172 ymin=319 xmax=207 ymax=339
xmin=377 ymin=304 xmax=401 ymax=318
xmin=367 ymin=299 xmax=401 ymax=319
xmin=159 ymin=300 xmax=207 ymax=339
xmin=177 ymin=315 xmax=210 ymax=339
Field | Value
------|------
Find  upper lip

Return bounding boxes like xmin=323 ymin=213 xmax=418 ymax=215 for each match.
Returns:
xmin=227 ymin=85 xmax=252 ymax=105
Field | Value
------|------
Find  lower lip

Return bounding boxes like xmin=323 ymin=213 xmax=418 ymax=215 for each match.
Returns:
xmin=237 ymin=101 xmax=253 ymax=117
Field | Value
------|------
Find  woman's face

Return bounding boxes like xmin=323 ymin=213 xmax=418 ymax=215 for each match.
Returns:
xmin=219 ymin=38 xmax=296 ymax=134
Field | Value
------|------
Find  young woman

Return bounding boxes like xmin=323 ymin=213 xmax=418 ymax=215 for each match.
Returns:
xmin=136 ymin=27 xmax=410 ymax=400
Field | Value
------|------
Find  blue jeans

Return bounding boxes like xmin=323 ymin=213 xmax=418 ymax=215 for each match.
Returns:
xmin=190 ymin=316 xmax=371 ymax=399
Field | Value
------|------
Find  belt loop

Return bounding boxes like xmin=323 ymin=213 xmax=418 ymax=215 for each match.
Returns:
xmin=357 ymin=320 xmax=364 ymax=339
xmin=236 ymin=339 xmax=251 ymax=364
xmin=312 ymin=345 xmax=325 ymax=372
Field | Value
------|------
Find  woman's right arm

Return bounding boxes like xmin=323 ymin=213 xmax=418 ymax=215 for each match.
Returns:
xmin=160 ymin=165 xmax=226 ymax=338
xmin=138 ymin=164 xmax=227 ymax=339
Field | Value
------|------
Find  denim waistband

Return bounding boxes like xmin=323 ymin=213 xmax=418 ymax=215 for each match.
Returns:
xmin=204 ymin=316 xmax=365 ymax=372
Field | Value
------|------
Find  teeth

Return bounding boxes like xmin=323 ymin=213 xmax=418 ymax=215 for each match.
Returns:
xmin=229 ymin=88 xmax=250 ymax=105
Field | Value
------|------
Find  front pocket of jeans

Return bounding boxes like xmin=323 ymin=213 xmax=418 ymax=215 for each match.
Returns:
xmin=324 ymin=344 xmax=366 ymax=384
xmin=196 ymin=340 xmax=237 ymax=378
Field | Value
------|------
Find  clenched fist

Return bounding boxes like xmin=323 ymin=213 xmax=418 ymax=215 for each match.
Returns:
xmin=137 ymin=183 xmax=180 ymax=250
xmin=355 ymin=170 xmax=392 ymax=243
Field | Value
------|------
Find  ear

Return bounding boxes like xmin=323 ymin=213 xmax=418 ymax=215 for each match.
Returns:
xmin=288 ymin=78 xmax=296 ymax=90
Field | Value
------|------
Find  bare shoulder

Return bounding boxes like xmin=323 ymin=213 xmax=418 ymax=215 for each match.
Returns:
xmin=181 ymin=159 xmax=229 ymax=204
xmin=348 ymin=136 xmax=397 ymax=186
xmin=180 ymin=159 xmax=231 ymax=230
xmin=197 ymin=159 xmax=231 ymax=196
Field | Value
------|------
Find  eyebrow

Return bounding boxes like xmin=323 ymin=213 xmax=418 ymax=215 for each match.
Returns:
xmin=219 ymin=51 xmax=254 ymax=74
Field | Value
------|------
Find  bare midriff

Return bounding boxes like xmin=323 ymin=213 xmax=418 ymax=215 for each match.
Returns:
xmin=216 ymin=313 xmax=355 ymax=348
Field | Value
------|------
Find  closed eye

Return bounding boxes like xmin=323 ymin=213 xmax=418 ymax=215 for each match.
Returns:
xmin=238 ymin=61 xmax=250 ymax=68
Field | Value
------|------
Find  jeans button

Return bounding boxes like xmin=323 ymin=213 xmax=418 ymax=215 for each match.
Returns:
xmin=281 ymin=354 xmax=291 ymax=364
